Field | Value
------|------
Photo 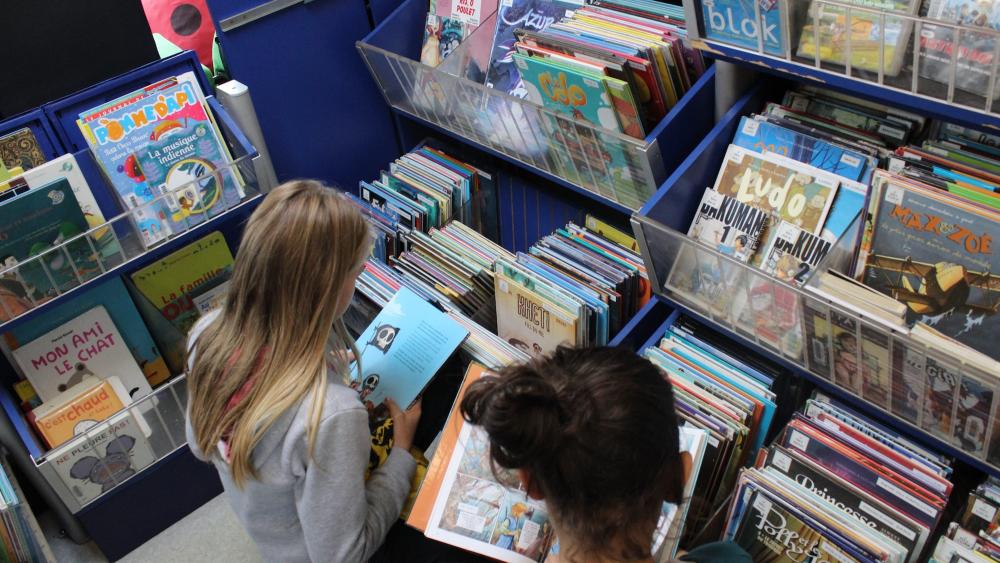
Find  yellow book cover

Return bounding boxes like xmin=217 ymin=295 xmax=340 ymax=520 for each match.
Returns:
xmin=32 ymin=376 xmax=129 ymax=449
xmin=494 ymin=271 xmax=578 ymax=356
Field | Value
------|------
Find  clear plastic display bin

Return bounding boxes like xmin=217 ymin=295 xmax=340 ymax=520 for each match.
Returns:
xmin=683 ymin=0 xmax=1000 ymax=125
xmin=356 ymin=0 xmax=719 ymax=212
xmin=0 ymin=113 xmax=262 ymax=330
xmin=631 ymin=81 xmax=1000 ymax=471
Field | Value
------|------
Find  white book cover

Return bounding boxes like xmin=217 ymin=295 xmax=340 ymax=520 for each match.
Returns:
xmin=46 ymin=410 xmax=155 ymax=506
xmin=12 ymin=305 xmax=152 ymax=403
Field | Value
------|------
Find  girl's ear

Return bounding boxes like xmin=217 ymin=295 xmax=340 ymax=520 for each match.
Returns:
xmin=518 ymin=469 xmax=545 ymax=500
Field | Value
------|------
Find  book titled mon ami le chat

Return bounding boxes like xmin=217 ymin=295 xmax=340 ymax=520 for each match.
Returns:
xmin=351 ymin=287 xmax=469 ymax=409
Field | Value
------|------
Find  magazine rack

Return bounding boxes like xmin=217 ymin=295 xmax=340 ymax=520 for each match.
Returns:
xmin=682 ymin=0 xmax=1000 ymax=128
xmin=356 ymin=0 xmax=719 ymax=212
xmin=632 ymin=80 xmax=1000 ymax=477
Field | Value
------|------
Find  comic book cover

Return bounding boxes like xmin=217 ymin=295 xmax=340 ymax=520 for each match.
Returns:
xmin=920 ymin=0 xmax=1000 ymax=99
xmin=699 ymin=0 xmax=784 ymax=56
xmin=863 ymin=176 xmax=1000 ymax=361
xmin=0 ymin=128 xmax=45 ymax=172
xmin=731 ymin=488 xmax=831 ymax=563
xmin=687 ymin=188 xmax=768 ymax=263
xmin=830 ymin=310 xmax=861 ymax=395
xmin=494 ymin=269 xmax=578 ymax=355
xmin=758 ymin=220 xmax=833 ymax=286
xmin=731 ymin=117 xmax=871 ymax=182
xmin=891 ymin=340 xmax=925 ymax=427
xmin=713 ymin=145 xmax=840 ymax=235
xmin=796 ymin=0 xmax=917 ymax=76
xmin=859 ymin=324 xmax=892 ymax=409
xmin=955 ymin=373 xmax=996 ymax=455
xmin=485 ymin=0 xmax=583 ymax=97
xmin=781 ymin=91 xmax=911 ymax=145
xmin=920 ymin=355 xmax=959 ymax=441
xmin=423 ymin=17 xmax=471 ymax=68
xmin=803 ymin=298 xmax=833 ymax=380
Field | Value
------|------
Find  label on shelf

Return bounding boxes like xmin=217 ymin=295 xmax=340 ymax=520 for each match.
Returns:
xmin=973 ymin=498 xmax=997 ymax=522
xmin=788 ymin=430 xmax=810 ymax=451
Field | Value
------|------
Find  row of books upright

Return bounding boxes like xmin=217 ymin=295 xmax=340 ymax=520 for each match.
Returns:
xmin=667 ymin=82 xmax=1000 ymax=466
xmin=698 ymin=0 xmax=1000 ymax=100
xmin=0 ymin=454 xmax=53 ymax=562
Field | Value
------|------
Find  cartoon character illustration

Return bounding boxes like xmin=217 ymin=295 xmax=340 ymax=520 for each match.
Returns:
xmin=360 ymin=374 xmax=380 ymax=402
xmin=69 ymin=435 xmax=142 ymax=492
xmin=833 ymin=331 xmax=858 ymax=390
xmin=508 ymin=338 xmax=530 ymax=354
xmin=58 ymin=363 xmax=96 ymax=393
xmin=370 ymin=324 xmax=400 ymax=353
xmin=493 ymin=502 xmax=532 ymax=550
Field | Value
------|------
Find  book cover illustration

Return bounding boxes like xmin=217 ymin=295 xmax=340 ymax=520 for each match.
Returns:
xmin=0 ymin=128 xmax=45 ymax=172
xmin=862 ymin=180 xmax=1000 ymax=361
xmin=11 ymin=305 xmax=153 ymax=403
xmin=486 ymin=0 xmax=582 ymax=97
xmin=955 ymin=373 xmax=995 ymax=454
xmin=830 ymin=310 xmax=861 ymax=395
xmin=732 ymin=117 xmax=870 ymax=182
xmin=919 ymin=355 xmax=959 ymax=441
xmin=759 ymin=220 xmax=833 ymax=286
xmin=130 ymin=231 xmax=234 ymax=337
xmin=494 ymin=269 xmax=578 ymax=356
xmin=920 ymin=0 xmax=1000 ymax=98
xmin=133 ymin=86 xmax=244 ymax=234
xmin=3 ymin=277 xmax=170 ymax=389
xmin=47 ymin=411 xmax=155 ymax=505
xmin=859 ymin=324 xmax=891 ymax=409
xmin=687 ymin=188 xmax=768 ymax=263
xmin=423 ymin=17 xmax=470 ymax=67
xmin=0 ymin=179 xmax=102 ymax=303
xmin=714 ymin=146 xmax=840 ymax=235
xmin=351 ymin=286 xmax=468 ymax=410
xmin=803 ymin=299 xmax=833 ymax=380
xmin=425 ymin=417 xmax=551 ymax=562
xmin=699 ymin=0 xmax=784 ymax=56
xmin=796 ymin=0 xmax=915 ymax=76
xmin=31 ymin=377 xmax=130 ymax=449
xmin=890 ymin=341 xmax=925 ymax=426
xmin=731 ymin=489 xmax=830 ymax=563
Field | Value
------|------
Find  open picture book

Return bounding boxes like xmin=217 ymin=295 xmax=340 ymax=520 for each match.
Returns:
xmin=408 ymin=363 xmax=708 ymax=562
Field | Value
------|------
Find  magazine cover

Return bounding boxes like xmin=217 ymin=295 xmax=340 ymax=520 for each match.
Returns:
xmin=920 ymin=0 xmax=1000 ymax=99
xmin=45 ymin=410 xmax=155 ymax=506
xmin=351 ymin=286 xmax=468 ymax=409
xmin=687 ymin=188 xmax=768 ymax=263
xmin=863 ymin=178 xmax=1000 ymax=361
xmin=0 ymin=179 xmax=100 ymax=302
xmin=796 ymin=0 xmax=917 ymax=76
xmin=731 ymin=116 xmax=871 ymax=182
xmin=494 ymin=269 xmax=578 ymax=355
xmin=919 ymin=355 xmax=959 ymax=442
xmin=485 ymin=0 xmax=583 ymax=97
xmin=0 ymin=128 xmax=45 ymax=172
xmin=758 ymin=220 xmax=833 ymax=286
xmin=3 ymin=277 xmax=170 ymax=389
xmin=713 ymin=145 xmax=840 ymax=235
xmin=11 ymin=305 xmax=153 ymax=402
xmin=699 ymin=0 xmax=785 ymax=56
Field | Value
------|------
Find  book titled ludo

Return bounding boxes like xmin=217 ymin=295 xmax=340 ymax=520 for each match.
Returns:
xmin=78 ymin=72 xmax=243 ymax=247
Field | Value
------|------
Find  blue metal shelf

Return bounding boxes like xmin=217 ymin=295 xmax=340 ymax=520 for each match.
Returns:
xmin=695 ymin=39 xmax=1000 ymax=132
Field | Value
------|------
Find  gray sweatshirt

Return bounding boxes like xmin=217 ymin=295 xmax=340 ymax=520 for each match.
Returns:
xmin=184 ymin=314 xmax=416 ymax=562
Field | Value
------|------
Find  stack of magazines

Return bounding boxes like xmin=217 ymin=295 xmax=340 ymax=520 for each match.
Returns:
xmin=728 ymin=393 xmax=953 ymax=562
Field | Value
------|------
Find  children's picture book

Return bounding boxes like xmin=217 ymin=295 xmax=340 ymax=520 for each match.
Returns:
xmin=686 ymin=188 xmax=768 ymax=263
xmin=352 ymin=287 xmax=469 ymax=409
xmin=731 ymin=116 xmax=871 ymax=182
xmin=42 ymin=409 xmax=156 ymax=506
xmin=758 ymin=220 xmax=833 ymax=286
xmin=486 ymin=0 xmax=583 ymax=97
xmin=699 ymin=0 xmax=785 ymax=55
xmin=713 ymin=145 xmax=840 ymax=235
xmin=920 ymin=0 xmax=1000 ymax=98
xmin=796 ymin=0 xmax=917 ymax=76
xmin=863 ymin=177 xmax=1000 ymax=361
xmin=514 ymin=53 xmax=624 ymax=133
xmin=0 ymin=128 xmax=45 ymax=172
xmin=2 ymin=277 xmax=170 ymax=389
xmin=130 ymin=231 xmax=234 ymax=340
xmin=11 ymin=305 xmax=153 ymax=403
xmin=30 ymin=376 xmax=131 ymax=449
xmin=494 ymin=267 xmax=579 ymax=356
xmin=0 ymin=178 xmax=102 ymax=303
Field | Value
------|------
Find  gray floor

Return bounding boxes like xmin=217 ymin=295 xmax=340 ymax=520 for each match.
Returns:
xmin=41 ymin=494 xmax=261 ymax=562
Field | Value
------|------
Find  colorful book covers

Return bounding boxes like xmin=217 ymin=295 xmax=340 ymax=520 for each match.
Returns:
xmin=0 ymin=128 xmax=45 ymax=172
xmin=700 ymin=0 xmax=785 ymax=55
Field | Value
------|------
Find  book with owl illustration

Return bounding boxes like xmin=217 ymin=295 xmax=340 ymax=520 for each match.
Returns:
xmin=351 ymin=287 xmax=468 ymax=409
xmin=713 ymin=145 xmax=841 ymax=236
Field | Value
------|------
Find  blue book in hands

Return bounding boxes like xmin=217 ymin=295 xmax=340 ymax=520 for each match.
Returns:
xmin=351 ymin=287 xmax=469 ymax=409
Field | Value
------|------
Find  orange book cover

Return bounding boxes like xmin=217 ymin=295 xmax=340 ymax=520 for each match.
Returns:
xmin=407 ymin=362 xmax=487 ymax=532
xmin=31 ymin=376 xmax=129 ymax=449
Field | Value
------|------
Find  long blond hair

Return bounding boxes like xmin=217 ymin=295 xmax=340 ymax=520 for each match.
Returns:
xmin=187 ymin=180 xmax=369 ymax=487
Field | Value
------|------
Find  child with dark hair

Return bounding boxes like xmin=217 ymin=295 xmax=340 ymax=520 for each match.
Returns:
xmin=460 ymin=346 xmax=749 ymax=563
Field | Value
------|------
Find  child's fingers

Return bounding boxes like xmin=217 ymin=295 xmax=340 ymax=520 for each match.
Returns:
xmin=385 ymin=398 xmax=402 ymax=418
